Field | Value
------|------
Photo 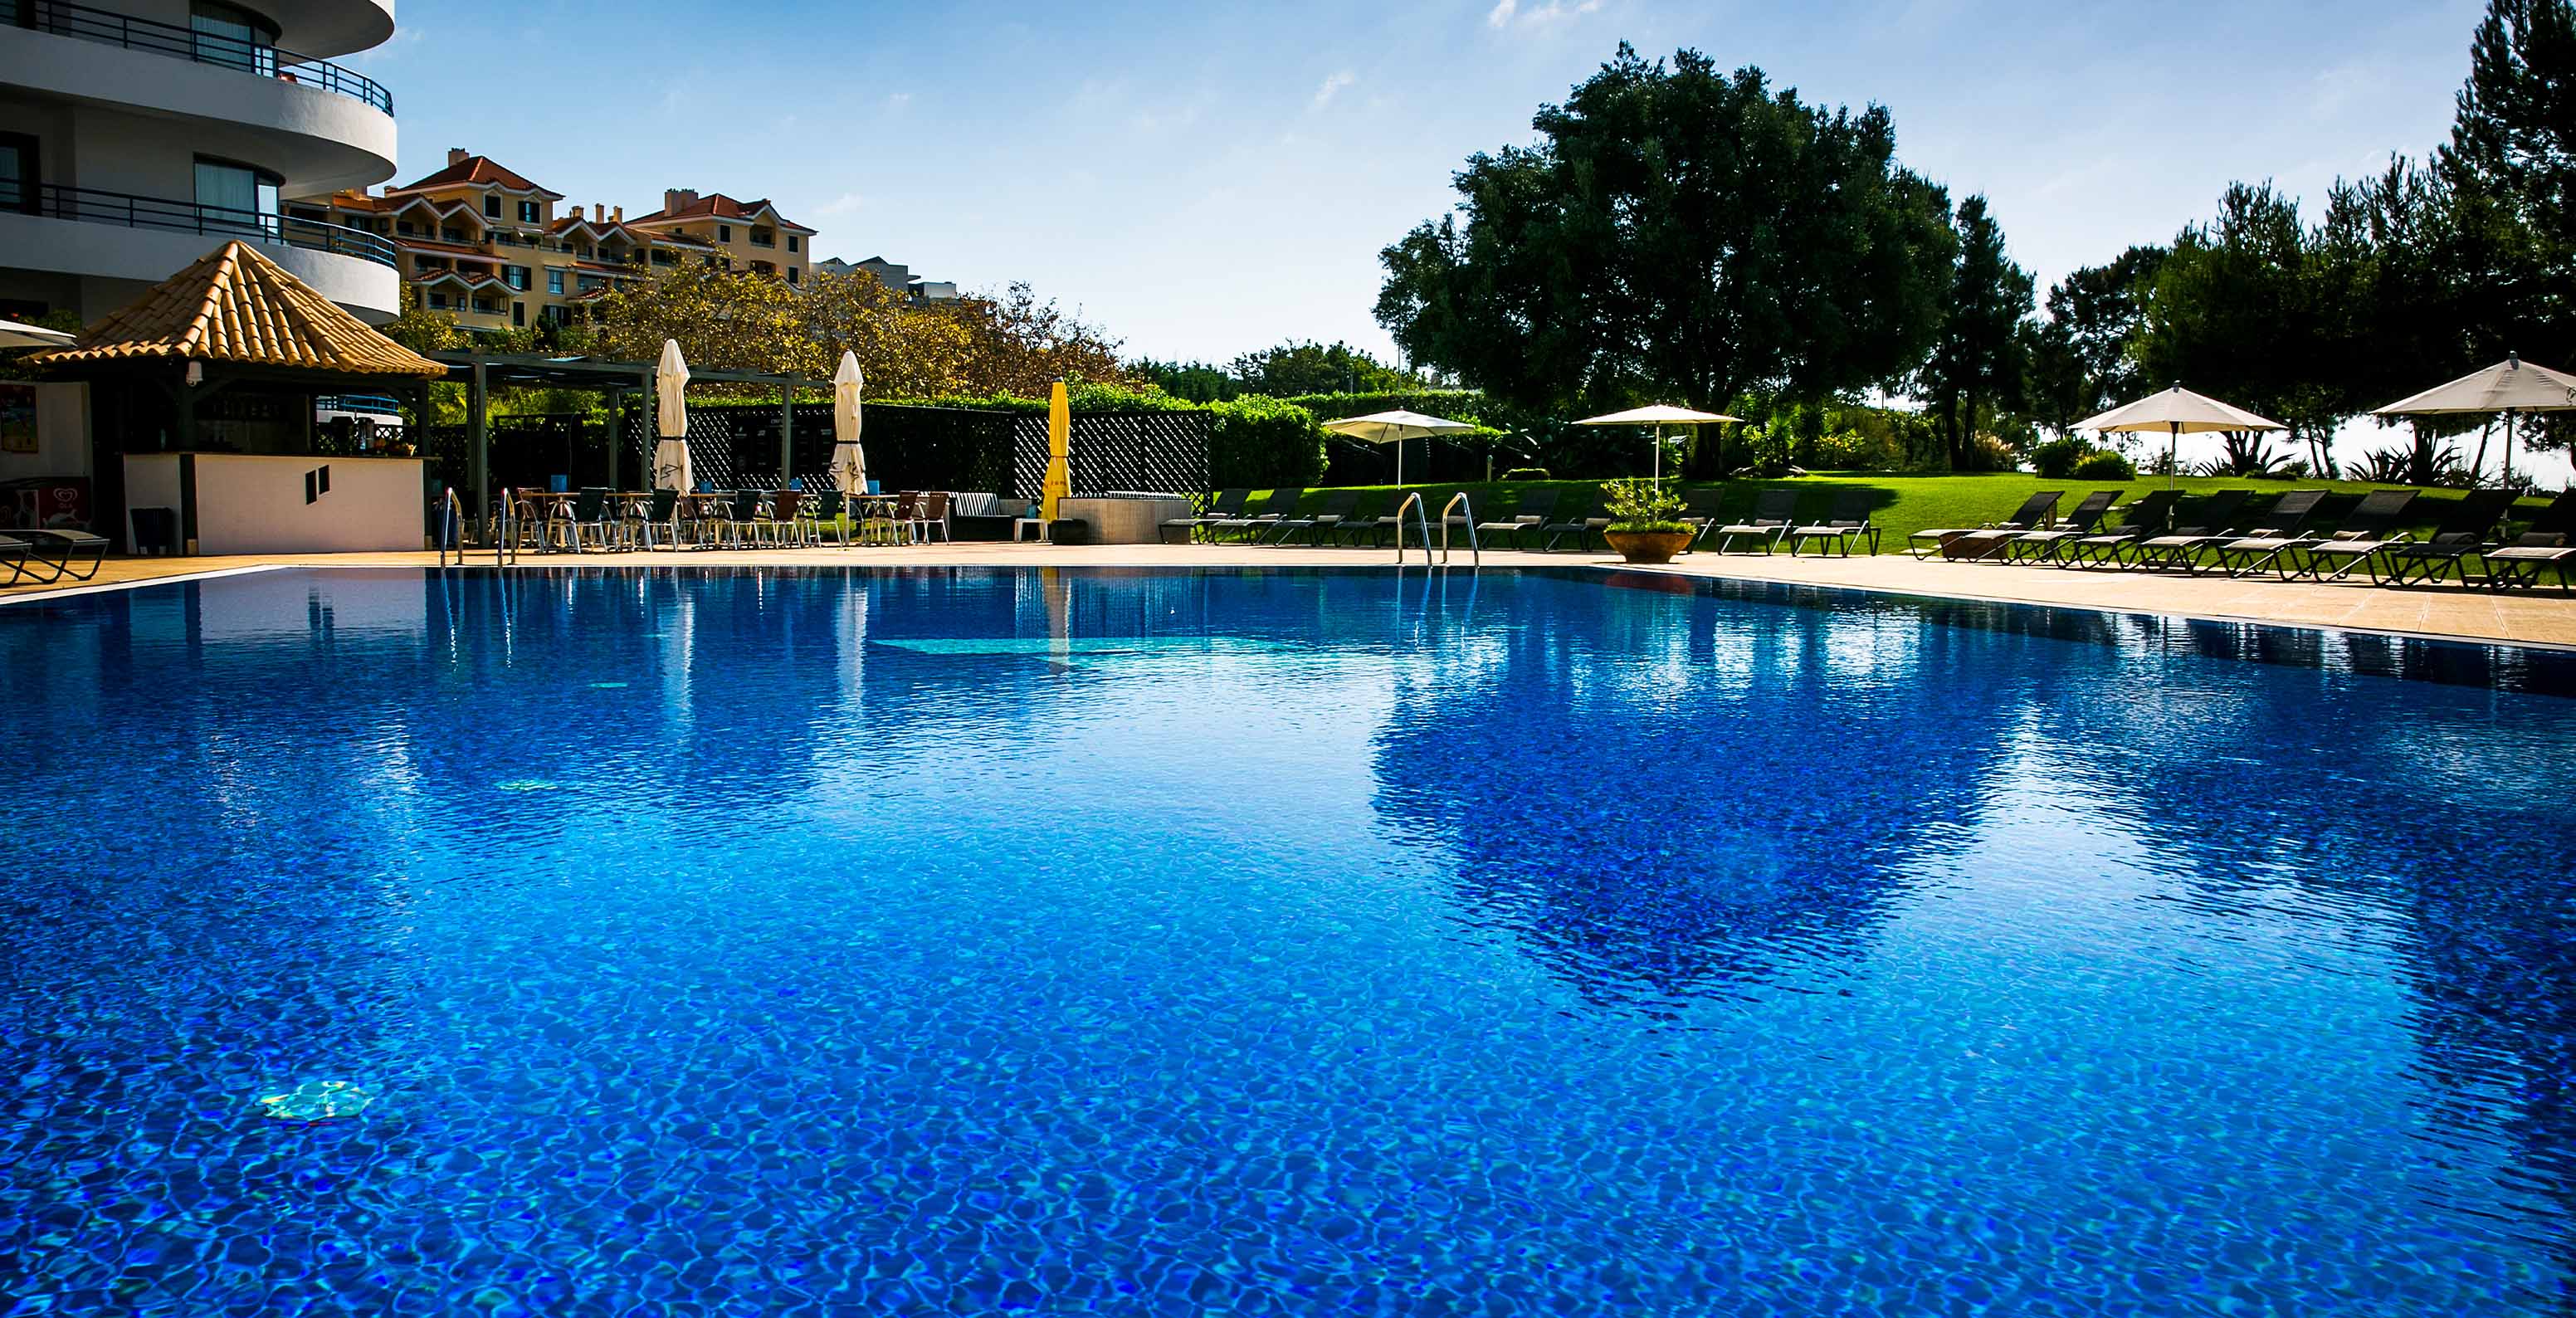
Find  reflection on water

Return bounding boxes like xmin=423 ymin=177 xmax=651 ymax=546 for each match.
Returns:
xmin=2 ymin=565 xmax=2574 ymax=1315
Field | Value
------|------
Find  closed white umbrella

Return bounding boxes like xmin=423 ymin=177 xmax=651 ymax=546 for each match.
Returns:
xmin=2077 ymin=385 xmax=2283 ymax=491
xmin=828 ymin=350 xmax=866 ymax=496
xmin=1573 ymin=404 xmax=1740 ymax=483
xmin=0 ymin=319 xmax=74 ymax=349
xmin=652 ymin=339 xmax=692 ymax=492
xmin=1322 ymin=410 xmax=1476 ymax=487
xmin=2373 ymin=354 xmax=2576 ymax=488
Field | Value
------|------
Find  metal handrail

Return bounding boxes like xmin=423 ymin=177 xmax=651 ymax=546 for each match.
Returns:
xmin=17 ymin=183 xmax=399 ymax=267
xmin=27 ymin=0 xmax=395 ymax=114
xmin=1392 ymin=491 xmax=1433 ymax=566
xmin=1441 ymin=491 xmax=1481 ymax=567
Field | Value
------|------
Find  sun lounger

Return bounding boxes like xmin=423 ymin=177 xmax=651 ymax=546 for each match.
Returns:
xmin=1217 ymin=488 xmax=1302 ymax=544
xmin=1677 ymin=486 xmax=1730 ymax=544
xmin=1713 ymin=488 xmax=1800 ymax=554
xmin=1916 ymin=491 xmax=2071 ymax=559
xmin=1476 ymin=487 xmax=1559 ymax=549
xmin=1784 ymin=488 xmax=1879 ymax=556
xmin=2120 ymin=488 xmax=2256 ymax=573
xmin=1541 ymin=491 xmax=1610 ymax=552
xmin=2373 ymin=490 xmax=2519 ymax=585
xmin=1996 ymin=489 xmax=2122 ymax=563
xmin=0 ymin=533 xmax=29 ymax=585
xmin=2205 ymin=490 xmax=2334 ymax=578
xmin=2275 ymin=490 xmax=2420 ymax=580
xmin=2466 ymin=491 xmax=2576 ymax=590
xmin=1268 ymin=490 xmax=1360 ymax=544
xmin=3 ymin=527 xmax=108 ymax=583
xmin=2056 ymin=490 xmax=2181 ymax=568
xmin=1164 ymin=488 xmax=1250 ymax=543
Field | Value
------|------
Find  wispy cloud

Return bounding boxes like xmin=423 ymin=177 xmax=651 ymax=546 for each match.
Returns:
xmin=815 ymin=192 xmax=866 ymax=217
xmin=1487 ymin=0 xmax=1602 ymax=29
xmin=1312 ymin=70 xmax=1356 ymax=109
xmin=886 ymin=91 xmax=913 ymax=110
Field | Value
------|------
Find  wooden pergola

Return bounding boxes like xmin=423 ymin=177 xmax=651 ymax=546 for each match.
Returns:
xmin=425 ymin=350 xmax=808 ymax=512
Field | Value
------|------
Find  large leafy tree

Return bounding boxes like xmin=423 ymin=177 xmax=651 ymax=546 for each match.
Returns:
xmin=2023 ymin=246 xmax=2164 ymax=437
xmin=1375 ymin=43 xmax=1957 ymax=469
xmin=1917 ymin=195 xmax=2035 ymax=468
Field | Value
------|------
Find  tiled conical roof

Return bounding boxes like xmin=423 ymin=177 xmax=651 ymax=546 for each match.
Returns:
xmin=32 ymin=242 xmax=446 ymax=377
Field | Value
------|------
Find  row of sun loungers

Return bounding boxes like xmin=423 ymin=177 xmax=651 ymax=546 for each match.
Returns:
xmin=1166 ymin=486 xmax=1884 ymax=556
xmin=1912 ymin=486 xmax=2570 ymax=588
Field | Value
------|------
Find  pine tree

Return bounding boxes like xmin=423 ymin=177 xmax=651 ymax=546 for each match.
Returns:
xmin=1920 ymin=196 xmax=2034 ymax=470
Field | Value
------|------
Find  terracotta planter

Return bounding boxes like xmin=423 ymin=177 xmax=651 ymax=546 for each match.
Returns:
xmin=1604 ymin=529 xmax=1692 ymax=564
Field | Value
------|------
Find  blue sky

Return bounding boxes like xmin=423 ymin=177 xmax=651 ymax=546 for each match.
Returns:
xmin=359 ymin=0 xmax=2484 ymax=367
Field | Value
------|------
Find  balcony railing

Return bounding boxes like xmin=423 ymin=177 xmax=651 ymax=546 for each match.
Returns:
xmin=24 ymin=0 xmax=395 ymax=115
xmin=13 ymin=183 xmax=400 ymax=267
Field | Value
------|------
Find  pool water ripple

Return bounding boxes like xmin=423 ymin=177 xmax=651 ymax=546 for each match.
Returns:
xmin=2 ymin=566 xmax=2572 ymax=1316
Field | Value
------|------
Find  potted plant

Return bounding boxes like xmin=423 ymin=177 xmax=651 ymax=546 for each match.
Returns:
xmin=1600 ymin=477 xmax=1693 ymax=564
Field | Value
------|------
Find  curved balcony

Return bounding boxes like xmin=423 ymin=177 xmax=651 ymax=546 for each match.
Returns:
xmin=23 ymin=183 xmax=398 ymax=267
xmin=27 ymin=0 xmax=393 ymax=115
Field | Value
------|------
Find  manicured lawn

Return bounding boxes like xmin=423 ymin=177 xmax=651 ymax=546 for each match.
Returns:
xmin=1243 ymin=473 xmax=2552 ymax=554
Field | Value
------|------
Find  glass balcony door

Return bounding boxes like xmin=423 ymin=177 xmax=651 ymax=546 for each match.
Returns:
xmin=195 ymin=157 xmax=283 ymax=242
xmin=189 ymin=1 xmax=280 ymax=76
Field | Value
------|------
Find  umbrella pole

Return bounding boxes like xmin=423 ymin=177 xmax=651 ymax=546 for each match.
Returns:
xmin=2168 ymin=422 xmax=2178 ymax=493
xmin=2504 ymin=410 xmax=2516 ymax=489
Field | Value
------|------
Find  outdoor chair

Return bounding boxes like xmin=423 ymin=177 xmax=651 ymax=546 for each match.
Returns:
xmin=715 ymin=490 xmax=765 ymax=549
xmin=1165 ymin=488 xmax=1250 ymax=543
xmin=1784 ymin=488 xmax=1881 ymax=556
xmin=631 ymin=489 xmax=685 ymax=550
xmin=2054 ymin=490 xmax=2181 ymax=568
xmin=1 ymin=527 xmax=107 ymax=583
xmin=2271 ymin=490 xmax=2420 ymax=581
xmin=761 ymin=490 xmax=806 ymax=547
xmin=1993 ymin=489 xmax=2123 ymax=564
xmin=2120 ymin=488 xmax=2256 ymax=573
xmin=2468 ymin=491 xmax=2576 ymax=590
xmin=912 ymin=491 xmax=953 ymax=544
xmin=1909 ymin=491 xmax=2061 ymax=559
xmin=559 ymin=487 xmax=617 ymax=553
xmin=2373 ymin=490 xmax=2519 ymax=585
xmin=1269 ymin=490 xmax=1359 ymax=544
xmin=1540 ymin=491 xmax=1611 ymax=552
xmin=2208 ymin=490 xmax=2337 ymax=578
xmin=1713 ymin=488 xmax=1801 ymax=554
xmin=806 ymin=490 xmax=850 ymax=546
xmin=1476 ymin=487 xmax=1559 ymax=549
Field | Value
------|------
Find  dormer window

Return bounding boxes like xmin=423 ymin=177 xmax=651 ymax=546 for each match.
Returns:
xmin=483 ymin=194 xmax=500 ymax=217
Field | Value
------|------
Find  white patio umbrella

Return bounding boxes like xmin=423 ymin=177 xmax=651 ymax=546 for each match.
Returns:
xmin=652 ymin=339 xmax=692 ymax=491
xmin=0 ymin=319 xmax=74 ymax=349
xmin=828 ymin=349 xmax=866 ymax=496
xmin=1323 ymin=410 xmax=1476 ymax=488
xmin=1573 ymin=404 xmax=1741 ymax=483
xmin=2076 ymin=385 xmax=2284 ymax=491
xmin=2373 ymin=354 xmax=2576 ymax=488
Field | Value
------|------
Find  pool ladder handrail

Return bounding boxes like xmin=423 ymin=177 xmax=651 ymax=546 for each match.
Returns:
xmin=1393 ymin=491 xmax=1479 ymax=568
xmin=437 ymin=486 xmax=468 ymax=567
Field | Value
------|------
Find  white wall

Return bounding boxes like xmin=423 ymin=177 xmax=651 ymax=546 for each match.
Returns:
xmin=127 ymin=452 xmax=424 ymax=553
xmin=0 ymin=383 xmax=90 ymax=484
xmin=0 ymin=211 xmax=398 ymax=320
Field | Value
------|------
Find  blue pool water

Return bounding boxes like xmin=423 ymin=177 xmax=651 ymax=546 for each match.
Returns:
xmin=3 ymin=566 xmax=2574 ymax=1316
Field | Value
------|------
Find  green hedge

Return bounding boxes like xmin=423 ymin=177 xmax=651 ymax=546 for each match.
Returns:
xmin=1208 ymin=396 xmax=1327 ymax=489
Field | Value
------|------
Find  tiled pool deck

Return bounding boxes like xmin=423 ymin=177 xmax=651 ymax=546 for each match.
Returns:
xmin=6 ymin=543 xmax=2573 ymax=648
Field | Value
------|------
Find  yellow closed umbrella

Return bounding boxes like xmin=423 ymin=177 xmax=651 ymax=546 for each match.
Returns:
xmin=1041 ymin=380 xmax=1072 ymax=520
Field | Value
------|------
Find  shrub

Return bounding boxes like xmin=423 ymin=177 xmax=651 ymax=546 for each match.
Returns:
xmin=1602 ymin=477 xmax=1687 ymax=533
xmin=1500 ymin=467 xmax=1552 ymax=481
xmin=1207 ymin=395 xmax=1326 ymax=489
xmin=1730 ymin=426 xmax=1794 ymax=478
xmin=1807 ymin=427 xmax=1903 ymax=471
xmin=2031 ymin=437 xmax=2089 ymax=479
xmin=1963 ymin=434 xmax=2019 ymax=472
xmin=2071 ymin=449 xmax=2136 ymax=480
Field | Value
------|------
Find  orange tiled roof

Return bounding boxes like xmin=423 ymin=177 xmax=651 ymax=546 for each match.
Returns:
xmin=390 ymin=154 xmax=563 ymax=198
xmin=32 ymin=242 xmax=446 ymax=377
xmin=627 ymin=192 xmax=814 ymax=234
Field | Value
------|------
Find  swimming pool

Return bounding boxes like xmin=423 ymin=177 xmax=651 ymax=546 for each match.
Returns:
xmin=3 ymin=566 xmax=2572 ymax=1315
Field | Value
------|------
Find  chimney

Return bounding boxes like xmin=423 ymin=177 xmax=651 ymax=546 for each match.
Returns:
xmin=592 ymin=203 xmax=603 ymax=222
xmin=446 ymin=147 xmax=469 ymax=167
xmin=664 ymin=188 xmax=696 ymax=213
xmin=611 ymin=205 xmax=622 ymax=222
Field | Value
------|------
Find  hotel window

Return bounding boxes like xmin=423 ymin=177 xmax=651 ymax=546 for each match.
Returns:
xmin=787 ymin=235 xmax=798 ymax=253
xmin=786 ymin=266 xmax=799 ymax=286
xmin=0 ymin=134 xmax=35 ymax=215
xmin=193 ymin=156 xmax=281 ymax=238
xmin=717 ymin=224 xmax=732 ymax=242
xmin=189 ymin=1 xmax=279 ymax=76
xmin=503 ymin=265 xmax=529 ymax=290
xmin=483 ymin=194 xmax=500 ymax=217
xmin=518 ymin=200 xmax=539 ymax=223
xmin=547 ymin=269 xmax=565 ymax=295
xmin=512 ymin=301 xmax=524 ymax=326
